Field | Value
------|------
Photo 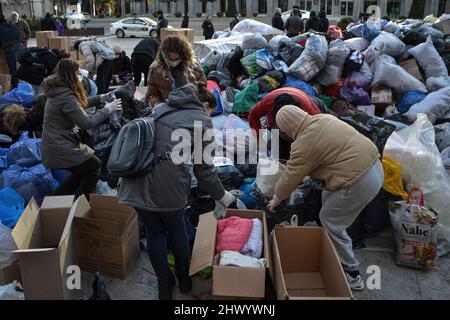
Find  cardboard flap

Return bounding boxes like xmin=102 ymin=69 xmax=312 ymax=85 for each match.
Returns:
xmin=73 ymin=195 xmax=92 ymax=219
xmin=58 ymin=196 xmax=78 ymax=247
xmin=189 ymin=212 xmax=217 ymax=276
xmin=12 ymin=198 xmax=40 ymax=250
xmin=212 ymin=266 xmax=265 ymax=298
xmin=14 ymin=248 xmax=54 ymax=253
xmin=41 ymin=195 xmax=74 ymax=210
xmin=90 ymin=194 xmax=134 ymax=214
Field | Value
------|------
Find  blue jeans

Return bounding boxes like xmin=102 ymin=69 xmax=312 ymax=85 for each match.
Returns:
xmin=136 ymin=208 xmax=190 ymax=279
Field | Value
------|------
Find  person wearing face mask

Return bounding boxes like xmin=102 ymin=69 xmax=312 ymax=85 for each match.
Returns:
xmin=145 ymin=35 xmax=206 ymax=109
xmin=41 ymin=59 xmax=122 ymax=201
xmin=119 ymin=82 xmax=235 ymax=300
xmin=267 ymin=105 xmax=383 ymax=291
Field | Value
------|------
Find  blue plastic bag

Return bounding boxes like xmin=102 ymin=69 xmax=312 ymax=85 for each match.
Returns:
xmin=51 ymin=169 xmax=71 ymax=184
xmin=1 ymin=164 xmax=59 ymax=204
xmin=0 ymin=187 xmax=25 ymax=229
xmin=362 ymin=21 xmax=381 ymax=41
xmin=0 ymin=83 xmax=34 ymax=107
xmin=397 ymin=91 xmax=428 ymax=114
xmin=239 ymin=178 xmax=256 ymax=209
xmin=339 ymin=86 xmax=371 ymax=106
xmin=210 ymin=87 xmax=224 ymax=117
xmin=7 ymin=132 xmax=41 ymax=167
xmin=282 ymin=75 xmax=316 ymax=97
xmin=0 ymin=148 xmax=8 ymax=172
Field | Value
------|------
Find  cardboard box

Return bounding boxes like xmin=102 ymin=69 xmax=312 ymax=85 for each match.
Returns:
xmin=48 ymin=36 xmax=78 ymax=51
xmin=272 ymin=226 xmax=353 ymax=300
xmin=434 ymin=20 xmax=450 ymax=36
xmin=399 ymin=58 xmax=425 ymax=83
xmin=12 ymin=196 xmax=76 ymax=300
xmin=161 ymin=28 xmax=195 ymax=43
xmin=371 ymin=85 xmax=393 ymax=114
xmin=0 ymin=74 xmax=11 ymax=94
xmin=69 ymin=50 xmax=78 ymax=60
xmin=73 ymin=195 xmax=139 ymax=279
xmin=0 ymin=261 xmax=21 ymax=286
xmin=76 ymin=60 xmax=85 ymax=69
xmin=36 ymin=31 xmax=58 ymax=48
xmin=0 ymin=51 xmax=9 ymax=74
xmin=189 ymin=209 xmax=271 ymax=299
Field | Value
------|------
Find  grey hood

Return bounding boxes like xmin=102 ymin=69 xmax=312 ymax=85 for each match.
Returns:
xmin=167 ymin=84 xmax=204 ymax=111
xmin=42 ymin=76 xmax=73 ymax=99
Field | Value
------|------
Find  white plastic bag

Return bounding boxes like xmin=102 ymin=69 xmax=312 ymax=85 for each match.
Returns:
xmin=383 ymin=113 xmax=450 ymax=241
xmin=231 ymin=20 xmax=284 ymax=36
xmin=408 ymin=35 xmax=448 ymax=79
xmin=371 ymin=31 xmax=406 ymax=57
xmin=242 ymin=33 xmax=267 ymax=50
xmin=344 ymin=37 xmax=370 ymax=51
xmin=435 ymin=123 xmax=450 ymax=151
xmin=405 ymin=86 xmax=450 ymax=124
xmin=288 ymin=34 xmax=328 ymax=81
xmin=200 ymin=49 xmax=222 ymax=67
xmin=0 ymin=281 xmax=24 ymax=300
xmin=267 ymin=35 xmax=290 ymax=55
xmin=362 ymin=45 xmax=380 ymax=64
xmin=0 ymin=223 xmax=17 ymax=268
xmin=256 ymin=158 xmax=286 ymax=198
xmin=442 ymin=147 xmax=450 ymax=177
xmin=372 ymin=55 xmax=427 ymax=95
xmin=426 ymin=76 xmax=450 ymax=92
xmin=316 ymin=39 xmax=350 ymax=86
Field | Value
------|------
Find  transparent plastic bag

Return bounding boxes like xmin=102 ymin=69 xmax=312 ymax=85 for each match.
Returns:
xmin=231 ymin=20 xmax=284 ymax=36
xmin=316 ymin=39 xmax=350 ymax=86
xmin=344 ymin=37 xmax=370 ymax=51
xmin=255 ymin=158 xmax=286 ymax=198
xmin=408 ymin=36 xmax=448 ymax=79
xmin=371 ymin=31 xmax=406 ymax=57
xmin=384 ymin=114 xmax=450 ymax=241
xmin=242 ymin=33 xmax=267 ymax=50
xmin=0 ymin=222 xmax=18 ymax=268
xmin=405 ymin=86 xmax=450 ymax=124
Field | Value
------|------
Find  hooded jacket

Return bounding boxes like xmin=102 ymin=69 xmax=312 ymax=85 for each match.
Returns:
xmin=272 ymin=12 xmax=284 ymax=31
xmin=132 ymin=38 xmax=160 ymax=59
xmin=41 ymin=13 xmax=56 ymax=31
xmin=285 ymin=14 xmax=304 ymax=37
xmin=12 ymin=19 xmax=31 ymax=42
xmin=40 ymin=76 xmax=110 ymax=169
xmin=145 ymin=60 xmax=206 ymax=108
xmin=119 ymin=84 xmax=226 ymax=212
xmin=274 ymin=105 xmax=379 ymax=199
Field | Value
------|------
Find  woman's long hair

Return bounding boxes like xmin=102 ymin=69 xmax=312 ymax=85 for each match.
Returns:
xmin=53 ymin=59 xmax=88 ymax=108
xmin=154 ymin=36 xmax=197 ymax=82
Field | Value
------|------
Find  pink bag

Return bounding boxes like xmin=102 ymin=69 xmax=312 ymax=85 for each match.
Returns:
xmin=216 ymin=216 xmax=253 ymax=253
xmin=327 ymin=25 xmax=343 ymax=40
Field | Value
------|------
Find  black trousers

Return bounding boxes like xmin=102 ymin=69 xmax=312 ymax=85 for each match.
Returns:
xmin=131 ymin=53 xmax=153 ymax=86
xmin=53 ymin=155 xmax=102 ymax=201
xmin=95 ymin=60 xmax=114 ymax=94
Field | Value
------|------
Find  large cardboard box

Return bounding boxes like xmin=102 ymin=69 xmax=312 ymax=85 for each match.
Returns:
xmin=189 ymin=209 xmax=271 ymax=299
xmin=48 ymin=36 xmax=78 ymax=51
xmin=36 ymin=31 xmax=59 ymax=48
xmin=12 ymin=196 xmax=76 ymax=300
xmin=161 ymin=28 xmax=195 ymax=43
xmin=0 ymin=261 xmax=21 ymax=286
xmin=272 ymin=226 xmax=353 ymax=300
xmin=69 ymin=50 xmax=78 ymax=60
xmin=0 ymin=74 xmax=12 ymax=94
xmin=434 ymin=20 xmax=450 ymax=36
xmin=399 ymin=58 xmax=424 ymax=83
xmin=73 ymin=195 xmax=139 ymax=279
xmin=76 ymin=60 xmax=85 ymax=69
xmin=371 ymin=85 xmax=393 ymax=114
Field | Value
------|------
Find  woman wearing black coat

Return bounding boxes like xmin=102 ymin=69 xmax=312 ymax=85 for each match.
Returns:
xmin=305 ymin=11 xmax=321 ymax=32
xmin=181 ymin=12 xmax=189 ymax=28
xmin=202 ymin=16 xmax=214 ymax=40
xmin=318 ymin=10 xmax=329 ymax=33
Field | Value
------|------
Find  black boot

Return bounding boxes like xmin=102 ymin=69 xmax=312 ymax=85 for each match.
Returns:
xmin=158 ymin=271 xmax=175 ymax=300
xmin=176 ymin=267 xmax=192 ymax=293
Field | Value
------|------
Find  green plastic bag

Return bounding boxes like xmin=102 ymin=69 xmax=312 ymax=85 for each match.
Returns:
xmin=232 ymin=83 xmax=259 ymax=113
xmin=240 ymin=51 xmax=262 ymax=79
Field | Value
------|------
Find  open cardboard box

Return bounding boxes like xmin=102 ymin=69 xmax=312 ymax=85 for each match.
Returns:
xmin=12 ymin=195 xmax=76 ymax=300
xmin=72 ymin=194 xmax=139 ymax=279
xmin=0 ymin=261 xmax=21 ymax=286
xmin=272 ymin=226 xmax=353 ymax=300
xmin=189 ymin=209 xmax=271 ymax=299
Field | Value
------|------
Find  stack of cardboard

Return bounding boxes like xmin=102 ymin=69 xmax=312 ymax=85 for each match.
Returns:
xmin=36 ymin=31 xmax=59 ymax=48
xmin=371 ymin=85 xmax=393 ymax=114
xmin=399 ymin=58 xmax=425 ymax=83
xmin=0 ymin=74 xmax=11 ymax=95
xmin=161 ymin=28 xmax=195 ymax=43
xmin=48 ymin=36 xmax=78 ymax=51
xmin=73 ymin=195 xmax=140 ymax=279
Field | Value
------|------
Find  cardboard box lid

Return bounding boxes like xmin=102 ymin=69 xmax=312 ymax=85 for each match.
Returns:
xmin=189 ymin=212 xmax=217 ymax=276
xmin=12 ymin=198 xmax=42 ymax=251
xmin=41 ymin=195 xmax=74 ymax=211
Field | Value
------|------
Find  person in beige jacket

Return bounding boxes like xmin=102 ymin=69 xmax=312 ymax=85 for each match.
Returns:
xmin=268 ymin=105 xmax=384 ymax=291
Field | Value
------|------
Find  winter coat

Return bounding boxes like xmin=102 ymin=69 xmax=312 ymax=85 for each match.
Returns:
xmin=306 ymin=16 xmax=322 ymax=32
xmin=145 ymin=61 xmax=207 ymax=108
xmin=40 ymin=77 xmax=110 ymax=169
xmin=202 ymin=20 xmax=215 ymax=38
xmin=78 ymin=40 xmax=116 ymax=73
xmin=41 ymin=17 xmax=56 ymax=31
xmin=156 ymin=16 xmax=168 ymax=38
xmin=0 ymin=23 xmax=22 ymax=49
xmin=319 ymin=17 xmax=329 ymax=33
xmin=274 ymin=105 xmax=379 ymax=199
xmin=16 ymin=48 xmax=61 ymax=85
xmin=113 ymin=51 xmax=132 ymax=74
xmin=131 ymin=38 xmax=160 ymax=59
xmin=181 ymin=15 xmax=189 ymax=28
xmin=285 ymin=15 xmax=304 ymax=37
xmin=248 ymin=87 xmax=320 ymax=132
xmin=118 ymin=84 xmax=226 ymax=212
xmin=272 ymin=13 xmax=284 ymax=31
xmin=12 ymin=19 xmax=31 ymax=42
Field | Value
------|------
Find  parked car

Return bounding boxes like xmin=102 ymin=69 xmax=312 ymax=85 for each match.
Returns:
xmin=110 ymin=17 xmax=173 ymax=38
xmin=281 ymin=10 xmax=310 ymax=25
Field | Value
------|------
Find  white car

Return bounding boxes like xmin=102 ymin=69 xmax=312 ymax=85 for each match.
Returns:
xmin=110 ymin=17 xmax=172 ymax=38
xmin=281 ymin=10 xmax=310 ymax=25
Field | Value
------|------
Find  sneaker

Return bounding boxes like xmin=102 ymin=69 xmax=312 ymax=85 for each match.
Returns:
xmin=345 ymin=270 xmax=365 ymax=291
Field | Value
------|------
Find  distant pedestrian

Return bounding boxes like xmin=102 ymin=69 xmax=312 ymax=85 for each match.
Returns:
xmin=272 ymin=8 xmax=284 ymax=31
xmin=230 ymin=14 xmax=239 ymax=30
xmin=0 ymin=14 xmax=24 ymax=88
xmin=41 ymin=12 xmax=56 ymax=31
xmin=55 ymin=18 xmax=65 ymax=36
xmin=318 ymin=10 xmax=329 ymax=33
xmin=155 ymin=10 xmax=168 ymax=39
xmin=202 ymin=15 xmax=214 ymax=40
xmin=285 ymin=6 xmax=303 ymax=37
xmin=181 ymin=11 xmax=189 ymax=28
xmin=305 ymin=10 xmax=321 ymax=32
xmin=10 ymin=12 xmax=30 ymax=48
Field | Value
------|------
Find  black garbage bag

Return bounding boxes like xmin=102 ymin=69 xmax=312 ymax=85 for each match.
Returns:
xmin=215 ymin=164 xmax=244 ymax=190
xmin=277 ymin=42 xmax=304 ymax=67
xmin=185 ymin=195 xmax=216 ymax=228
xmin=89 ymin=272 xmax=111 ymax=300
xmin=253 ymin=184 xmax=322 ymax=232
xmin=235 ymin=162 xmax=257 ymax=178
xmin=208 ymin=70 xmax=234 ymax=90
xmin=338 ymin=112 xmax=396 ymax=155
xmin=347 ymin=189 xmax=402 ymax=247
xmin=87 ymin=122 xmax=119 ymax=152
xmin=400 ymin=29 xmax=427 ymax=46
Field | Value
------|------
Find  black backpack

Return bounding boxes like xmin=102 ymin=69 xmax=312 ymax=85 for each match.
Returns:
xmin=107 ymin=109 xmax=177 ymax=177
